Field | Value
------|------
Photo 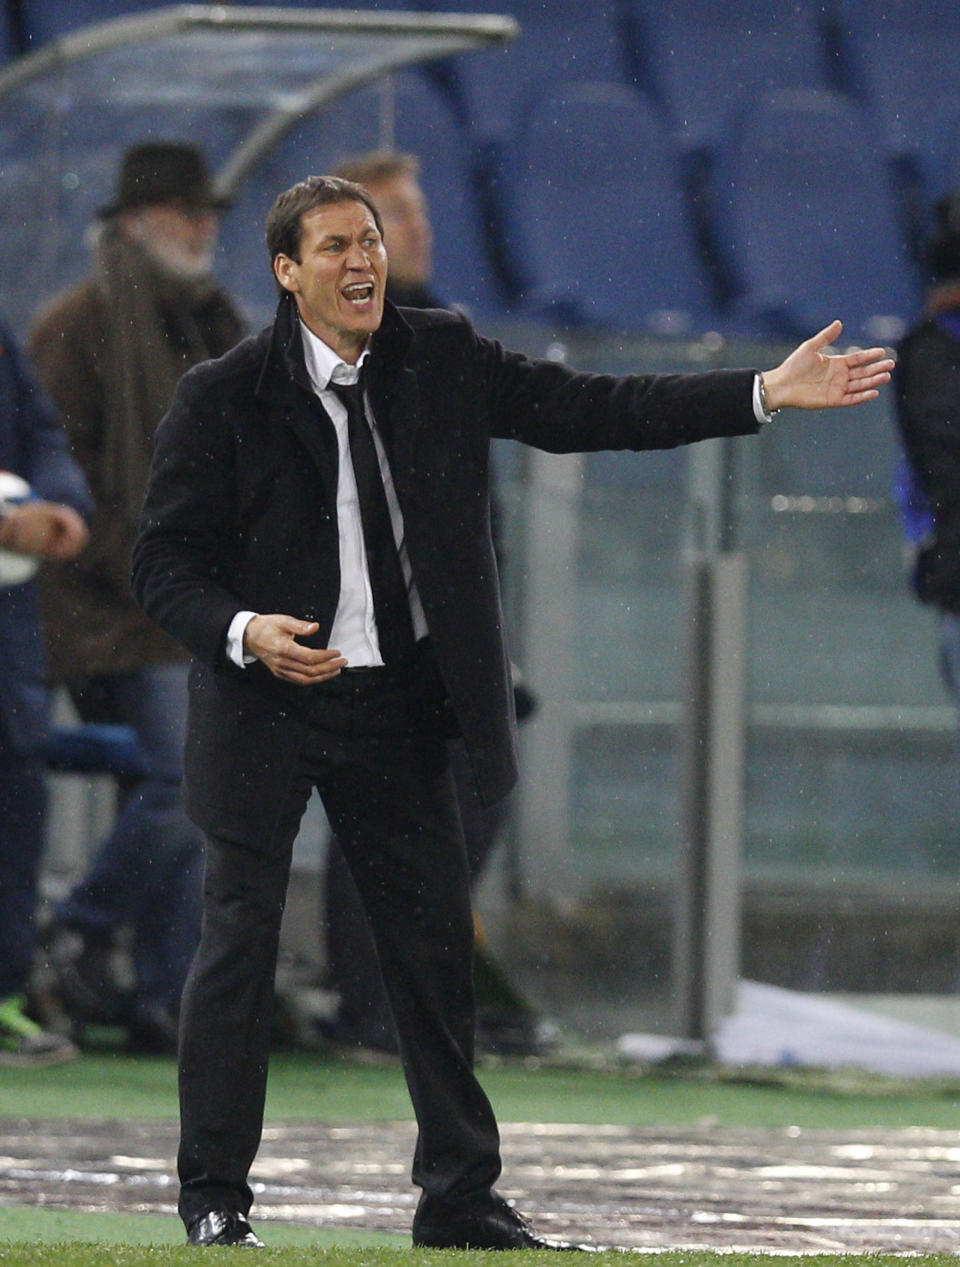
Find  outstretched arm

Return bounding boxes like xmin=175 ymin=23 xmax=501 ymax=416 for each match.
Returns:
xmin=762 ymin=320 xmax=895 ymax=412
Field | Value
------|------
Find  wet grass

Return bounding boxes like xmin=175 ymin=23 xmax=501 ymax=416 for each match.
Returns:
xmin=0 ymin=1204 xmax=400 ymax=1249
xmin=4 ymin=1054 xmax=960 ymax=1261
xmin=2 ymin=1248 xmax=960 ymax=1267
xmin=3 ymin=1049 xmax=960 ymax=1130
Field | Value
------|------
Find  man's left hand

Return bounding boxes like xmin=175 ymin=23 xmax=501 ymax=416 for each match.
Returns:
xmin=762 ymin=320 xmax=895 ymax=412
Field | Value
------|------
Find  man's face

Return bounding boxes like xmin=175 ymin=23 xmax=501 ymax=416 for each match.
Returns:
xmin=273 ymin=199 xmax=387 ymax=364
xmin=121 ymin=200 xmax=219 ymax=279
xmin=367 ymin=172 xmax=433 ymax=288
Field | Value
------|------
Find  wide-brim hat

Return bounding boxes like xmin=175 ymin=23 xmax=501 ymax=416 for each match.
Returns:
xmin=98 ymin=141 xmax=231 ymax=219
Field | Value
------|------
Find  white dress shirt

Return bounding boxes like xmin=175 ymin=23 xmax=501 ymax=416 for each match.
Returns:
xmin=226 ymin=320 xmax=427 ymax=668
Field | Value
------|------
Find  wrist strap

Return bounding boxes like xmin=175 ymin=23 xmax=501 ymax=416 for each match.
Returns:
xmin=758 ymin=374 xmax=780 ymax=421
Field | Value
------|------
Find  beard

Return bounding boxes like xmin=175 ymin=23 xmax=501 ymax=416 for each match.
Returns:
xmin=138 ymin=234 xmax=216 ymax=281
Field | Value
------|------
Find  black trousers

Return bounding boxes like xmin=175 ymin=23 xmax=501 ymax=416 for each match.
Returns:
xmin=325 ymin=738 xmax=507 ymax=1048
xmin=176 ymin=663 xmax=503 ymax=1227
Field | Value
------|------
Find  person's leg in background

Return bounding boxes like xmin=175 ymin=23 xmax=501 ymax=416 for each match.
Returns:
xmin=447 ymin=738 xmax=548 ymax=1055
xmin=51 ymin=662 xmax=203 ymax=1052
xmin=0 ymin=740 xmax=77 ymax=1064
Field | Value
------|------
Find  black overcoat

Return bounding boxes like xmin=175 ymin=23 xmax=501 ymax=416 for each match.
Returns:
xmin=132 ymin=294 xmax=758 ymax=844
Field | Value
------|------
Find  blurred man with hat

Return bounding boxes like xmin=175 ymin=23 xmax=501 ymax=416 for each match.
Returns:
xmin=29 ymin=141 xmax=245 ymax=1054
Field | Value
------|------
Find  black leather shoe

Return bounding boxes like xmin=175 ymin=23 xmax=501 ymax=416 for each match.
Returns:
xmin=186 ymin=1210 xmax=265 ymax=1247
xmin=413 ymin=1193 xmax=590 ymax=1251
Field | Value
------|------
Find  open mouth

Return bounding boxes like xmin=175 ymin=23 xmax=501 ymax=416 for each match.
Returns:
xmin=341 ymin=281 xmax=375 ymax=307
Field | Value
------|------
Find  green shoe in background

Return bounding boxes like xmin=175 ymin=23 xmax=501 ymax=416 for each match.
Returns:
xmin=0 ymin=993 xmax=78 ymax=1067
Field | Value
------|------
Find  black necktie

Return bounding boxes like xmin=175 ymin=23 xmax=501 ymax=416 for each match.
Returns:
xmin=330 ymin=378 xmax=416 ymax=666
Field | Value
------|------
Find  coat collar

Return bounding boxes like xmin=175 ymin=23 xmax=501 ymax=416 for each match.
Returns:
xmin=254 ymin=292 xmax=414 ymax=410
xmin=254 ymin=291 xmax=310 ymax=407
xmin=251 ymin=293 xmax=422 ymax=510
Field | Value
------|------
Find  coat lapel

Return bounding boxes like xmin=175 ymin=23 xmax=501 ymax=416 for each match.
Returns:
xmin=255 ymin=294 xmax=339 ymax=512
xmin=253 ymin=296 xmax=421 ymax=515
xmin=367 ymin=304 xmax=421 ymax=506
xmin=285 ymin=397 xmax=340 ymax=515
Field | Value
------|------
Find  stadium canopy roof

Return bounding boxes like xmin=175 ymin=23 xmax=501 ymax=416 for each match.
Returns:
xmin=0 ymin=4 xmax=515 ymax=324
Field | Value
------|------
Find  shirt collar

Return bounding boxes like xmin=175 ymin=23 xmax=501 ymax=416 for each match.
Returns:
xmin=298 ymin=318 xmax=369 ymax=393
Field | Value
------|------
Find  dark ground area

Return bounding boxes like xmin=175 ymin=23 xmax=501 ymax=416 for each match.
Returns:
xmin=4 ymin=1116 xmax=960 ymax=1251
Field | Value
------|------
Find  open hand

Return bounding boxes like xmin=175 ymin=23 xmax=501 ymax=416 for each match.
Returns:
xmin=762 ymin=320 xmax=895 ymax=412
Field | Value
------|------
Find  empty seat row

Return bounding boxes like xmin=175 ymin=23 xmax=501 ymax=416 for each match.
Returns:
xmin=217 ymin=72 xmax=927 ymax=344
xmin=12 ymin=0 xmax=960 ymax=190
xmin=502 ymin=81 xmax=922 ymax=342
xmin=4 ymin=0 xmax=958 ymax=342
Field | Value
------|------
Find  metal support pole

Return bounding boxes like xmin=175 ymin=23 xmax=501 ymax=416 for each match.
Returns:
xmin=673 ymin=437 xmax=748 ymax=1041
xmin=514 ymin=445 xmax=584 ymax=903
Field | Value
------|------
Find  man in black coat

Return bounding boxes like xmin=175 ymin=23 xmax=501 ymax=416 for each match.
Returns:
xmin=131 ymin=175 xmax=893 ymax=1249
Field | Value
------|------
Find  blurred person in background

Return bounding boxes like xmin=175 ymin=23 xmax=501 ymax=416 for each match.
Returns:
xmin=317 ymin=150 xmax=545 ymax=1058
xmin=0 ymin=324 xmax=90 ymax=1065
xmin=895 ymin=190 xmax=960 ymax=729
xmin=29 ymin=141 xmax=246 ymax=1054
xmin=336 ymin=150 xmax=437 ymax=308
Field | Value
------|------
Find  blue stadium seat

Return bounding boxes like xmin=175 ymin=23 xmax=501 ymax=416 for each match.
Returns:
xmin=228 ymin=0 xmax=414 ymax=5
xmin=911 ymin=108 xmax=960 ymax=249
xmin=711 ymin=89 xmax=921 ymax=343
xmin=380 ymin=71 xmax=510 ymax=319
xmin=19 ymin=0 xmax=160 ymax=46
xmin=219 ymin=69 xmax=510 ymax=325
xmin=622 ymin=0 xmax=833 ymax=154
xmin=507 ymin=81 xmax=722 ymax=336
xmin=936 ymin=112 xmax=960 ymax=203
xmin=430 ymin=0 xmax=629 ymax=146
xmin=0 ymin=2 xmax=17 ymax=60
xmin=832 ymin=0 xmax=960 ymax=168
